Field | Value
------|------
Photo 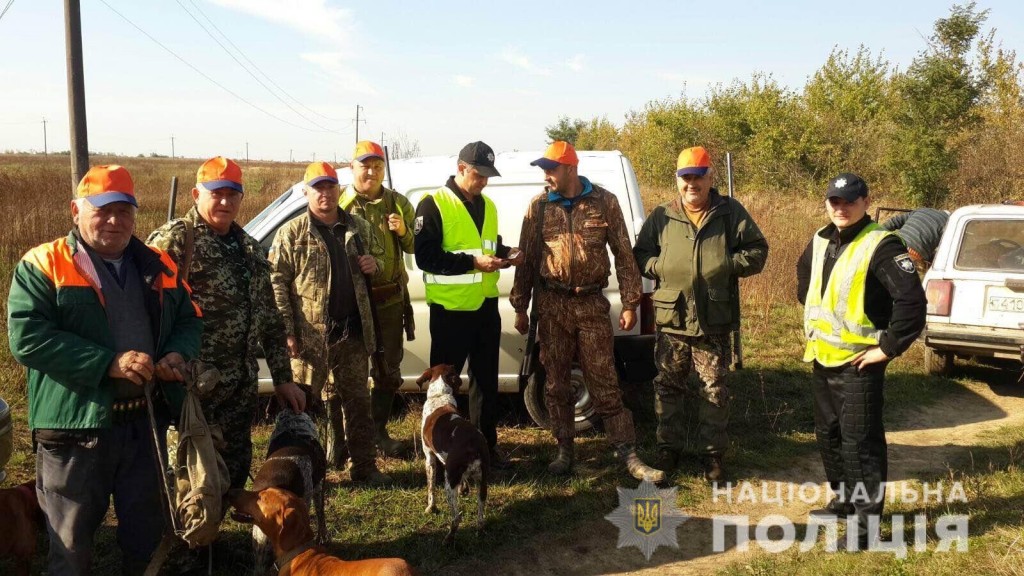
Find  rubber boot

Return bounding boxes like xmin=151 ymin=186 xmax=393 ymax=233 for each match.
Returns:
xmin=547 ymin=439 xmax=574 ymax=476
xmin=704 ymin=454 xmax=725 ymax=483
xmin=616 ymin=444 xmax=666 ymax=484
xmin=325 ymin=396 xmax=349 ymax=470
xmin=371 ymin=388 xmax=412 ymax=458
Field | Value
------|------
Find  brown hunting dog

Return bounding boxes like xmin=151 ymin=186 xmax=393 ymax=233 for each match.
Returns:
xmin=0 ymin=480 xmax=43 ymax=576
xmin=229 ymin=487 xmax=416 ymax=576
xmin=415 ymin=365 xmax=489 ymax=546
xmin=250 ymin=410 xmax=328 ymax=573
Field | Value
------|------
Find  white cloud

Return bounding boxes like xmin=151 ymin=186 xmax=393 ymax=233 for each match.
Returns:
xmin=501 ymin=47 xmax=551 ymax=76
xmin=566 ymin=54 xmax=585 ymax=72
xmin=208 ymin=0 xmax=354 ymax=40
xmin=211 ymin=1 xmax=375 ymax=95
xmin=454 ymin=75 xmax=475 ymax=88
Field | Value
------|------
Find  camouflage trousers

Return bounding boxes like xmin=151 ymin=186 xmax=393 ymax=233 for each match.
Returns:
xmin=200 ymin=374 xmax=258 ymax=490
xmin=319 ymin=333 xmax=376 ymax=472
xmin=653 ymin=331 xmax=732 ymax=456
xmin=538 ymin=291 xmax=636 ymax=445
xmin=371 ymin=302 xmax=404 ymax=394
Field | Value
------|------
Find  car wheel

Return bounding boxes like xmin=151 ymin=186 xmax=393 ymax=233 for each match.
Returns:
xmin=523 ymin=365 xmax=601 ymax=433
xmin=924 ymin=346 xmax=953 ymax=376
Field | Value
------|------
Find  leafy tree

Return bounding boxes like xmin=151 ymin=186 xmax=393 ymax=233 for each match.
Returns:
xmin=575 ymin=116 xmax=621 ymax=150
xmin=544 ymin=116 xmax=587 ymax=144
xmin=889 ymin=2 xmax=987 ymax=205
xmin=803 ymin=46 xmax=895 ymax=187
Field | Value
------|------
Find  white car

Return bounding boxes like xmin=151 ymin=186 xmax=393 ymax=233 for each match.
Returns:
xmin=921 ymin=204 xmax=1024 ymax=375
xmin=245 ymin=150 xmax=657 ymax=431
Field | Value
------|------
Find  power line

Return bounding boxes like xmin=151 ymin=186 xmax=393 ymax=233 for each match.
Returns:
xmin=173 ymin=0 xmax=344 ymax=134
xmin=96 ymin=0 xmax=338 ymax=134
xmin=184 ymin=0 xmax=344 ymax=124
xmin=0 ymin=0 xmax=15 ymax=23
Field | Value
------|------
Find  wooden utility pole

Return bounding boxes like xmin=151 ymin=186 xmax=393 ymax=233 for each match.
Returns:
xmin=64 ymin=0 xmax=89 ymax=186
xmin=64 ymin=0 xmax=89 ymax=188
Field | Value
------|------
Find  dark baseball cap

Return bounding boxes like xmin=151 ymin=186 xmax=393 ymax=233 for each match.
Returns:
xmin=458 ymin=141 xmax=501 ymax=177
xmin=825 ymin=172 xmax=868 ymax=202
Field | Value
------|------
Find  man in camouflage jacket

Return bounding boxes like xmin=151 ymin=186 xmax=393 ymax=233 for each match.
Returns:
xmin=147 ymin=156 xmax=305 ymax=491
xmin=338 ymin=141 xmax=415 ymax=458
xmin=511 ymin=141 xmax=664 ymax=483
xmin=270 ymin=161 xmax=390 ymax=485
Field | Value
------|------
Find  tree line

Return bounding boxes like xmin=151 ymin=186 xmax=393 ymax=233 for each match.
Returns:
xmin=547 ymin=3 xmax=1023 ymax=207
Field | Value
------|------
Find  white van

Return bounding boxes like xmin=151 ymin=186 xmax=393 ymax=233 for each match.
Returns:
xmin=921 ymin=203 xmax=1024 ymax=375
xmin=245 ymin=150 xmax=657 ymax=431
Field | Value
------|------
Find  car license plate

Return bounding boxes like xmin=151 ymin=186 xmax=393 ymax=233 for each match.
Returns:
xmin=987 ymin=295 xmax=1024 ymax=312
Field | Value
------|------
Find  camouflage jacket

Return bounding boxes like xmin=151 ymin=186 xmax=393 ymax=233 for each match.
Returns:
xmin=339 ymin=185 xmax=415 ymax=307
xmin=147 ymin=206 xmax=293 ymax=386
xmin=269 ymin=209 xmax=380 ymax=387
xmin=511 ymin=179 xmax=643 ymax=313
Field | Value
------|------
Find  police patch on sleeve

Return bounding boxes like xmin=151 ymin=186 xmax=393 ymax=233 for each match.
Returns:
xmin=414 ymin=216 xmax=424 ymax=235
xmin=894 ymin=253 xmax=917 ymax=274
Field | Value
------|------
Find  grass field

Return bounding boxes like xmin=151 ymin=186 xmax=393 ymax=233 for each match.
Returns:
xmin=1 ymin=154 xmax=1022 ymax=575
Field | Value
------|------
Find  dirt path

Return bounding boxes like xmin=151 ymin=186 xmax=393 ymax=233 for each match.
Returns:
xmin=450 ymin=379 xmax=1024 ymax=576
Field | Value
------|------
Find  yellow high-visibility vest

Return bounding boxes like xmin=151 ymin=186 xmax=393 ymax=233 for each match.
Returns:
xmin=803 ymin=223 xmax=891 ymax=366
xmin=422 ymin=187 xmax=498 ymax=311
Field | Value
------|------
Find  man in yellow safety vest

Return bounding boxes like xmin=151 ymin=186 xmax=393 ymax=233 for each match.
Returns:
xmin=413 ymin=141 xmax=521 ymax=469
xmin=797 ymin=173 xmax=926 ymax=551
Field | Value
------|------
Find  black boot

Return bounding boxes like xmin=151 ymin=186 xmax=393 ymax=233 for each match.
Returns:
xmin=548 ymin=439 xmax=574 ymax=475
xmin=370 ymin=388 xmax=412 ymax=458
xmin=704 ymin=454 xmax=725 ymax=483
xmin=325 ymin=396 xmax=349 ymax=470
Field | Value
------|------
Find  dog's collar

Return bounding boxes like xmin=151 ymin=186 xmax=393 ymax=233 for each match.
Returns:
xmin=275 ymin=540 xmax=315 ymax=575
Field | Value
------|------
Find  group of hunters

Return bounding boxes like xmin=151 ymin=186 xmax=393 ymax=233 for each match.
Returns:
xmin=6 ymin=137 xmax=929 ymax=573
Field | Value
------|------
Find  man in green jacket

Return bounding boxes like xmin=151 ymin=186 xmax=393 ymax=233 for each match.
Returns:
xmin=339 ymin=141 xmax=415 ymax=458
xmin=270 ymin=161 xmax=391 ymax=484
xmin=7 ymin=165 xmax=203 ymax=575
xmin=633 ymin=146 xmax=768 ymax=482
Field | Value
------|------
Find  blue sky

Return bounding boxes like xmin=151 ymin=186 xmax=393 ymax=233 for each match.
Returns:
xmin=2 ymin=1 xmax=1022 ymax=162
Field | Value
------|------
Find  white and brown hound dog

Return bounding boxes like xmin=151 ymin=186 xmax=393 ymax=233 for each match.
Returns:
xmin=415 ymin=365 xmax=489 ymax=546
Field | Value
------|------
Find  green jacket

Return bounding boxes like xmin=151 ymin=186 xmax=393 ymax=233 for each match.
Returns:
xmin=8 ymin=232 xmax=203 ymax=430
xmin=269 ymin=210 xmax=381 ymax=389
xmin=633 ymin=189 xmax=768 ymax=336
xmin=339 ymin=185 xmax=415 ymax=308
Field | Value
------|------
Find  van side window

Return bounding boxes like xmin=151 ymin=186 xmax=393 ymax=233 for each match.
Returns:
xmin=260 ymin=207 xmax=305 ymax=254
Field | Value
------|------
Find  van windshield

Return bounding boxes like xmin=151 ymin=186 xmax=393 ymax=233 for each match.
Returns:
xmin=245 ymin=188 xmax=294 ymax=231
xmin=955 ymin=219 xmax=1024 ymax=272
